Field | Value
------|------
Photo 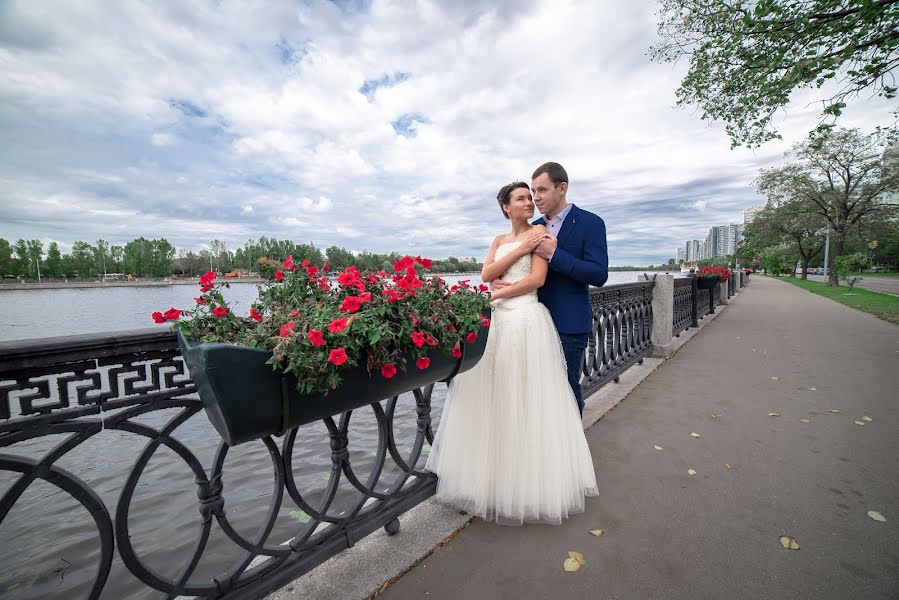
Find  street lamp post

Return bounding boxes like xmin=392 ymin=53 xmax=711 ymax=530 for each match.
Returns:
xmin=822 ymin=226 xmax=830 ymax=284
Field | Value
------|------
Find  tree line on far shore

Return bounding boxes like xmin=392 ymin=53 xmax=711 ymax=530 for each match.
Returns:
xmin=0 ymin=236 xmax=483 ymax=280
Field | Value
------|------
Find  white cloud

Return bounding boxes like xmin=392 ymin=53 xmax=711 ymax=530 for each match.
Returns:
xmin=0 ymin=0 xmax=894 ymax=264
xmin=151 ymin=132 xmax=175 ymax=146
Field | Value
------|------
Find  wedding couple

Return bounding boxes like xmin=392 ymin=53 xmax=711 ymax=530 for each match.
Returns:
xmin=426 ymin=162 xmax=609 ymax=525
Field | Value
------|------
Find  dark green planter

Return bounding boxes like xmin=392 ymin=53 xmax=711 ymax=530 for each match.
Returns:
xmin=178 ymin=316 xmax=490 ymax=446
xmin=696 ymin=277 xmax=721 ymax=290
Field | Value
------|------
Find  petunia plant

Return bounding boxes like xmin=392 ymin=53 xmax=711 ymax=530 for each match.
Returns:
xmin=154 ymin=256 xmax=491 ymax=396
xmin=695 ymin=266 xmax=730 ymax=281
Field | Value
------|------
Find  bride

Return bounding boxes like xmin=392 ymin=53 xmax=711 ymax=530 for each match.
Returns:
xmin=426 ymin=181 xmax=598 ymax=525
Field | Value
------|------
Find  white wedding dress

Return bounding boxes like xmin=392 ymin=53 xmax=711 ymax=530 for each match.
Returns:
xmin=426 ymin=242 xmax=599 ymax=525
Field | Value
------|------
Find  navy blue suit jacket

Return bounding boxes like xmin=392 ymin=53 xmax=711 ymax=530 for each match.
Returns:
xmin=533 ymin=204 xmax=608 ymax=334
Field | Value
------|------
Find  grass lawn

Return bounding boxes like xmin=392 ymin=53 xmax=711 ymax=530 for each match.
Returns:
xmin=774 ymin=276 xmax=899 ymax=324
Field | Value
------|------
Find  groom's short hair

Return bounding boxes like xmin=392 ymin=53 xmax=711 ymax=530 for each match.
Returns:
xmin=532 ymin=162 xmax=568 ymax=188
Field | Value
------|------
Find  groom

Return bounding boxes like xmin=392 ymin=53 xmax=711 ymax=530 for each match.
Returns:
xmin=494 ymin=162 xmax=608 ymax=415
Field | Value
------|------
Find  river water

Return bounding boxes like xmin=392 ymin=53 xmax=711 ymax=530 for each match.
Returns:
xmin=0 ymin=271 xmax=653 ymax=598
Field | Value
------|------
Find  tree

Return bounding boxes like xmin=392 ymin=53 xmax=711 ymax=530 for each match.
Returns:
xmin=0 ymin=238 xmax=12 ymax=276
xmin=325 ymin=246 xmax=356 ymax=271
xmin=94 ymin=239 xmax=110 ymax=277
xmin=45 ymin=242 xmax=63 ymax=278
xmin=836 ymin=252 xmax=868 ymax=289
xmin=651 ymin=0 xmax=899 ymax=148
xmin=13 ymin=239 xmax=28 ymax=277
xmin=760 ymin=245 xmax=791 ymax=275
xmin=71 ymin=241 xmax=96 ymax=277
xmin=758 ymin=127 xmax=899 ymax=285
xmin=751 ymin=188 xmax=828 ymax=279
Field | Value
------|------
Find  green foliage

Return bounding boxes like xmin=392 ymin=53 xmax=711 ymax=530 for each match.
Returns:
xmin=836 ymin=252 xmax=869 ymax=289
xmin=45 ymin=242 xmax=62 ymax=277
xmin=782 ymin=277 xmax=899 ymax=324
xmin=760 ymin=246 xmax=790 ymax=275
xmin=0 ymin=238 xmax=12 ymax=275
xmin=651 ymin=0 xmax=899 ymax=147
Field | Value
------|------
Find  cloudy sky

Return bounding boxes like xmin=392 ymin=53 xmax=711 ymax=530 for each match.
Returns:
xmin=0 ymin=0 xmax=894 ymax=265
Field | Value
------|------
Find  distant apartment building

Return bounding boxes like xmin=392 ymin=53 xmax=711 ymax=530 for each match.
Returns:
xmin=743 ymin=205 xmax=763 ymax=225
xmin=676 ymin=248 xmax=686 ymax=263
xmin=687 ymin=240 xmax=701 ymax=262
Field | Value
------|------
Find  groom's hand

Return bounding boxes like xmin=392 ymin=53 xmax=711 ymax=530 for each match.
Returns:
xmin=534 ymin=235 xmax=556 ymax=261
xmin=491 ymin=279 xmax=512 ymax=291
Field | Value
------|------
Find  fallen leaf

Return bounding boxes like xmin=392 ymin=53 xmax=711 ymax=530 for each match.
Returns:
xmin=563 ymin=557 xmax=581 ymax=573
xmin=688 ymin=469 xmax=697 ymax=476
xmin=653 ymin=445 xmax=664 ymax=451
xmin=710 ymin=413 xmax=720 ymax=419
xmin=800 ymin=419 xmax=810 ymax=423
xmin=691 ymin=432 xmax=701 ymax=438
xmin=868 ymin=511 xmax=886 ymax=522
xmin=771 ymin=376 xmax=779 ymax=380
xmin=724 ymin=464 xmax=733 ymax=470
xmin=589 ymin=529 xmax=604 ymax=537
xmin=779 ymin=535 xmax=800 ymax=550
xmin=854 ymin=421 xmax=866 ymax=426
xmin=810 ymin=387 xmax=817 ymax=391
xmin=862 ymin=416 xmax=872 ymax=422
xmin=828 ymin=409 xmax=840 ymax=413
xmin=768 ymin=412 xmax=780 ymax=417
xmin=568 ymin=551 xmax=585 ymax=565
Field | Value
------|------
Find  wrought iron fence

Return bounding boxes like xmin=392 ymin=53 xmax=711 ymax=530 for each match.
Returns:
xmin=672 ymin=278 xmax=695 ymax=337
xmin=697 ymin=288 xmax=711 ymax=320
xmin=582 ymin=282 xmax=654 ymax=397
xmin=728 ymin=271 xmax=736 ymax=296
xmin=0 ymin=331 xmax=441 ymax=599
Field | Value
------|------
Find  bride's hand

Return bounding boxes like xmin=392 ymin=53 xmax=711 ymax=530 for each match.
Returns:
xmin=518 ymin=230 xmax=545 ymax=255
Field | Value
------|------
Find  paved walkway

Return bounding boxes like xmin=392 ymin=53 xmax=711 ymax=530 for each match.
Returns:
xmin=382 ymin=277 xmax=899 ymax=599
xmin=805 ymin=274 xmax=899 ymax=296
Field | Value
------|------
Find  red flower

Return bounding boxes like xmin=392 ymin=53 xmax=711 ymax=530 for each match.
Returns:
xmin=199 ymin=271 xmax=215 ymax=286
xmin=340 ymin=295 xmax=363 ymax=313
xmin=307 ymin=265 xmax=318 ymax=278
xmin=290 ymin=310 xmax=299 ymax=318
xmin=381 ymin=363 xmax=397 ymax=379
xmin=249 ymin=308 xmax=262 ymax=322
xmin=451 ymin=344 xmax=463 ymax=358
xmin=459 ymin=280 xmax=471 ymax=289
xmin=318 ymin=278 xmax=331 ymax=291
xmin=426 ymin=335 xmax=437 ymax=346
xmin=466 ymin=332 xmax=478 ymax=344
xmin=194 ymin=296 xmax=207 ymax=305
xmin=411 ymin=331 xmax=426 ymax=348
xmin=275 ymin=269 xmax=284 ymax=282
xmin=323 ymin=263 xmax=330 ymax=272
xmin=151 ymin=311 xmax=166 ymax=324
xmin=416 ymin=356 xmax=430 ymax=370
xmin=328 ymin=348 xmax=348 ymax=365
xmin=411 ymin=312 xmax=419 ymax=326
xmin=328 ymin=318 xmax=347 ymax=333
xmin=280 ymin=322 xmax=295 ymax=337
xmin=337 ymin=267 xmax=362 ymax=288
xmin=308 ymin=329 xmax=325 ymax=347
xmin=162 ymin=307 xmax=182 ymax=321
xmin=480 ymin=315 xmax=491 ymax=328
xmin=212 ymin=305 xmax=229 ymax=318
xmin=478 ymin=284 xmax=489 ymax=292
xmin=414 ymin=256 xmax=433 ymax=269
xmin=200 ymin=283 xmax=214 ymax=293
xmin=301 ymin=259 xmax=310 ymax=268
xmin=393 ymin=256 xmax=414 ymax=272
xmin=283 ymin=255 xmax=296 ymax=270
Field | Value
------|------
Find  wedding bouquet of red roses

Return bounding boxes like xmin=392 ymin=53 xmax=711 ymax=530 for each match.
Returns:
xmin=152 ymin=256 xmax=491 ymax=396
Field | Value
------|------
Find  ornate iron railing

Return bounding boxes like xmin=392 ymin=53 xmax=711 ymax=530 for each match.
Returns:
xmin=672 ymin=278 xmax=695 ymax=337
xmin=728 ymin=271 xmax=736 ymax=297
xmin=0 ymin=330 xmax=440 ymax=599
xmin=582 ymin=282 xmax=654 ymax=397
xmin=696 ymin=288 xmax=711 ymax=320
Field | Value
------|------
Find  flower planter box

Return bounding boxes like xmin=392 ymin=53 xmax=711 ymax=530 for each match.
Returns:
xmin=696 ymin=277 xmax=721 ymax=290
xmin=178 ymin=318 xmax=490 ymax=446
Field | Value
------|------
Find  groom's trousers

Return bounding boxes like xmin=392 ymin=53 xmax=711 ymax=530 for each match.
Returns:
xmin=559 ymin=332 xmax=589 ymax=416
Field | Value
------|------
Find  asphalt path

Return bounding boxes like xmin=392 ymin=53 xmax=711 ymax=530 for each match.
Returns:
xmin=382 ymin=276 xmax=899 ymax=600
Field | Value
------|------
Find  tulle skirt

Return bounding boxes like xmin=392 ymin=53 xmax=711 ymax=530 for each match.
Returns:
xmin=426 ymin=293 xmax=599 ymax=525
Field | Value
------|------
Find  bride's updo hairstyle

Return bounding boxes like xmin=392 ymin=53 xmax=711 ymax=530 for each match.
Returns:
xmin=496 ymin=181 xmax=530 ymax=219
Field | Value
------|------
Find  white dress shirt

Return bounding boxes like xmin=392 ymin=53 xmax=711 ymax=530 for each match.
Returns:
xmin=543 ymin=203 xmax=573 ymax=239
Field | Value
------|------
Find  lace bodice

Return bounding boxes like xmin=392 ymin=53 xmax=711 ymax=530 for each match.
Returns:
xmin=496 ymin=242 xmax=531 ymax=283
xmin=493 ymin=242 xmax=538 ymax=307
